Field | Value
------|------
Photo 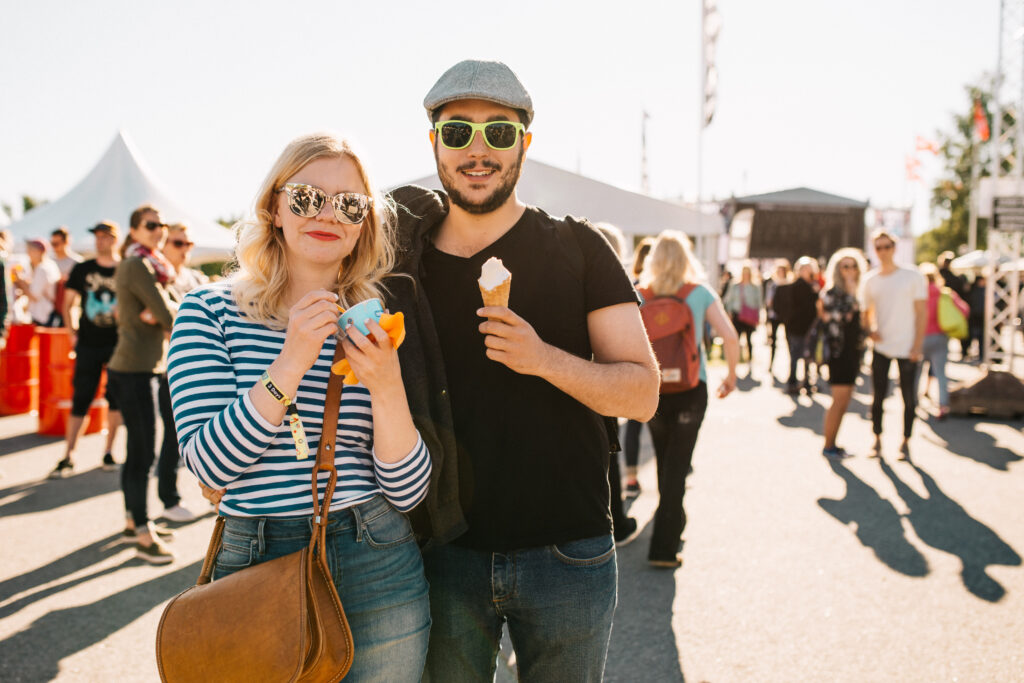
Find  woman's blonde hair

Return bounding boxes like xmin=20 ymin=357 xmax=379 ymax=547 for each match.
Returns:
xmin=824 ymin=247 xmax=868 ymax=292
xmin=229 ymin=132 xmax=395 ymax=328
xmin=639 ymin=230 xmax=705 ymax=295
xmin=736 ymin=261 xmax=760 ymax=285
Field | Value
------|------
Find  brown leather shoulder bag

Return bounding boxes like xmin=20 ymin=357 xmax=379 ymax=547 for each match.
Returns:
xmin=156 ymin=359 xmax=354 ymax=682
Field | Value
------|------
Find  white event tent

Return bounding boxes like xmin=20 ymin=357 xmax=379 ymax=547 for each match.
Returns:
xmin=401 ymin=158 xmax=724 ymax=272
xmin=6 ymin=130 xmax=235 ymax=262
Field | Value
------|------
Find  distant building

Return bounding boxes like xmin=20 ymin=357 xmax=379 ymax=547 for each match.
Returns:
xmin=723 ymin=187 xmax=868 ymax=264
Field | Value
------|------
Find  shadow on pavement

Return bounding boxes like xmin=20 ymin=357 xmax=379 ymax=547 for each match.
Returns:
xmin=0 ymin=467 xmax=121 ymax=518
xmin=777 ymin=395 xmax=826 ymax=436
xmin=922 ymin=416 xmax=1024 ymax=471
xmin=0 ymin=560 xmax=201 ymax=682
xmin=817 ymin=458 xmax=929 ymax=577
xmin=0 ymin=533 xmax=131 ymax=619
xmin=879 ymin=460 xmax=1022 ymax=602
xmin=605 ymin=522 xmax=685 ymax=683
xmin=734 ymin=373 xmax=761 ymax=392
xmin=0 ymin=432 xmax=62 ymax=458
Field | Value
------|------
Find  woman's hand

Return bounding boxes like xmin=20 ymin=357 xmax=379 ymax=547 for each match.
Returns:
xmin=341 ymin=317 xmax=403 ymax=396
xmin=275 ymin=290 xmax=340 ymax=382
xmin=198 ymin=482 xmax=225 ymax=512
xmin=139 ymin=308 xmax=157 ymax=325
xmin=717 ymin=372 xmax=737 ymax=399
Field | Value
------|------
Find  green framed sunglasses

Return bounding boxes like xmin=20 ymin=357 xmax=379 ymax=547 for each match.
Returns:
xmin=433 ymin=120 xmax=526 ymax=150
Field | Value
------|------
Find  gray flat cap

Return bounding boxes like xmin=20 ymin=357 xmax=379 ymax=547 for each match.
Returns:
xmin=424 ymin=60 xmax=534 ymax=127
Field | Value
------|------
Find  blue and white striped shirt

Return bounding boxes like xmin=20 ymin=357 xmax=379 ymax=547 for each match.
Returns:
xmin=166 ymin=282 xmax=431 ymax=517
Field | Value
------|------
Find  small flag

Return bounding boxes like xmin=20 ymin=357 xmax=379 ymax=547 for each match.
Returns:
xmin=973 ymin=99 xmax=990 ymax=142
xmin=905 ymin=155 xmax=921 ymax=182
xmin=915 ymin=136 xmax=939 ymax=154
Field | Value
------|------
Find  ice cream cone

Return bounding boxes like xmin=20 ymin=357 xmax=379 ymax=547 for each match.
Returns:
xmin=479 ymin=277 xmax=511 ymax=308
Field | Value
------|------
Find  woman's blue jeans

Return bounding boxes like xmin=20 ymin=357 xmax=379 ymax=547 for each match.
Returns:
xmin=422 ymin=535 xmax=618 ymax=682
xmin=922 ymin=333 xmax=951 ymax=406
xmin=214 ymin=495 xmax=430 ymax=682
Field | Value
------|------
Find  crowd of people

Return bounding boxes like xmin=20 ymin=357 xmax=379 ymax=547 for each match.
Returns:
xmin=0 ymin=58 xmax=1004 ymax=680
xmin=0 ymin=212 xmax=210 ymax=562
xmin=715 ymin=234 xmax=978 ymax=460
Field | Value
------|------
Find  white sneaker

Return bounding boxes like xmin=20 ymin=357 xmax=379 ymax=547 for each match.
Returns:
xmin=162 ymin=504 xmax=197 ymax=523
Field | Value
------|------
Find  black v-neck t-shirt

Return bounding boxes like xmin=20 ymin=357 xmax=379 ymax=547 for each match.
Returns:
xmin=420 ymin=206 xmax=638 ymax=551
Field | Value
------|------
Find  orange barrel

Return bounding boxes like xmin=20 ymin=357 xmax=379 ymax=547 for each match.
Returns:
xmin=0 ymin=324 xmax=40 ymax=415
xmin=37 ymin=328 xmax=75 ymax=436
xmin=84 ymin=368 xmax=109 ymax=435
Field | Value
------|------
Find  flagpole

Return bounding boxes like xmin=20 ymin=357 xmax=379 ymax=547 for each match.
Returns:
xmin=969 ymin=140 xmax=980 ymax=252
xmin=697 ymin=0 xmax=705 ymax=245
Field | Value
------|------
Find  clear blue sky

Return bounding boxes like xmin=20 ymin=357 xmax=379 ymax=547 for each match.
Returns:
xmin=0 ymin=0 xmax=999 ymax=232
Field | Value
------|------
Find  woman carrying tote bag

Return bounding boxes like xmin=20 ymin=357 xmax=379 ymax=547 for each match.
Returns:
xmin=166 ymin=132 xmax=432 ymax=681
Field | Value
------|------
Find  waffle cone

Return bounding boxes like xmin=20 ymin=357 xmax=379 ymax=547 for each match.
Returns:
xmin=479 ymin=276 xmax=511 ymax=308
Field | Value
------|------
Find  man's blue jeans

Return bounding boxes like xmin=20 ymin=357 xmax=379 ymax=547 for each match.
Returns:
xmin=422 ymin=535 xmax=618 ymax=682
xmin=787 ymin=333 xmax=810 ymax=386
xmin=214 ymin=496 xmax=430 ymax=682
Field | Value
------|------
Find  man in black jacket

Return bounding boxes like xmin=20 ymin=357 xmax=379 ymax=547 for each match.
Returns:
xmin=776 ymin=256 xmax=820 ymax=394
xmin=387 ymin=59 xmax=660 ymax=681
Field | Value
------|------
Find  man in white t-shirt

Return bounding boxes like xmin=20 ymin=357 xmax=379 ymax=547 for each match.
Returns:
xmin=12 ymin=238 xmax=61 ymax=326
xmin=861 ymin=229 xmax=927 ymax=458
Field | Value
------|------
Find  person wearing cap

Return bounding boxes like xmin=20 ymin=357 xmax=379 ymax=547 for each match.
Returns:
xmin=50 ymin=221 xmax=124 ymax=478
xmin=13 ymin=238 xmax=61 ymax=326
xmin=387 ymin=59 xmax=660 ymax=679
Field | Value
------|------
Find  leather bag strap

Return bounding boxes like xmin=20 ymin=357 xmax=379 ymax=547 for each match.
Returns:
xmin=308 ymin=343 xmax=345 ymax=559
xmin=194 ymin=341 xmax=347 ymax=585
xmin=196 ymin=517 xmax=225 ymax=585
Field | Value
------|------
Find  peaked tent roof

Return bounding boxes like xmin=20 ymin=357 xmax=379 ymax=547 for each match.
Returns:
xmin=400 ymin=158 xmax=723 ymax=237
xmin=731 ymin=187 xmax=869 ymax=209
xmin=6 ymin=131 xmax=235 ymax=261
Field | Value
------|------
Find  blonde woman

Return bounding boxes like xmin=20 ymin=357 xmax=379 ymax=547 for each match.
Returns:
xmin=818 ymin=247 xmax=868 ymax=458
xmin=723 ymin=262 xmax=763 ymax=367
xmin=167 ymin=132 xmax=432 ymax=680
xmin=639 ymin=230 xmax=738 ymax=568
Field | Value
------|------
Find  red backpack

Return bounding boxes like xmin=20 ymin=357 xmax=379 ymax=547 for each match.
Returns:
xmin=639 ymin=285 xmax=701 ymax=394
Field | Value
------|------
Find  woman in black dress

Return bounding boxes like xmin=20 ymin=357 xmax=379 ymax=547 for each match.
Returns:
xmin=818 ymin=247 xmax=867 ymax=458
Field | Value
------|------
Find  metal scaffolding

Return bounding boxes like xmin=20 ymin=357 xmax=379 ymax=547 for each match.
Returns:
xmin=984 ymin=0 xmax=1024 ymax=372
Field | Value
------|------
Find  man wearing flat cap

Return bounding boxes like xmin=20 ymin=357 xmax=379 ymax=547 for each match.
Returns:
xmin=388 ymin=59 xmax=660 ymax=679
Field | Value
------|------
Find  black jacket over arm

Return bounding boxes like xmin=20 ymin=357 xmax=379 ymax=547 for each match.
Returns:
xmin=385 ymin=185 xmax=466 ymax=547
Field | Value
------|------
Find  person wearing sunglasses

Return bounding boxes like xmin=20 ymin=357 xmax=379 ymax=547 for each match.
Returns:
xmin=107 ymin=205 xmax=194 ymax=564
xmin=817 ymin=248 xmax=868 ymax=459
xmin=861 ymin=229 xmax=927 ymax=459
xmin=166 ymin=132 xmax=433 ymax=680
xmin=160 ymin=223 xmax=208 ymax=300
xmin=387 ymin=59 xmax=660 ymax=680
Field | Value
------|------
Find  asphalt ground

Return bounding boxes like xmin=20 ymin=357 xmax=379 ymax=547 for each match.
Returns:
xmin=1 ymin=336 xmax=1022 ymax=682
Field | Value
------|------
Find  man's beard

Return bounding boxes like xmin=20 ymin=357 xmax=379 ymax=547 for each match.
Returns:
xmin=436 ymin=146 xmax=525 ymax=215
